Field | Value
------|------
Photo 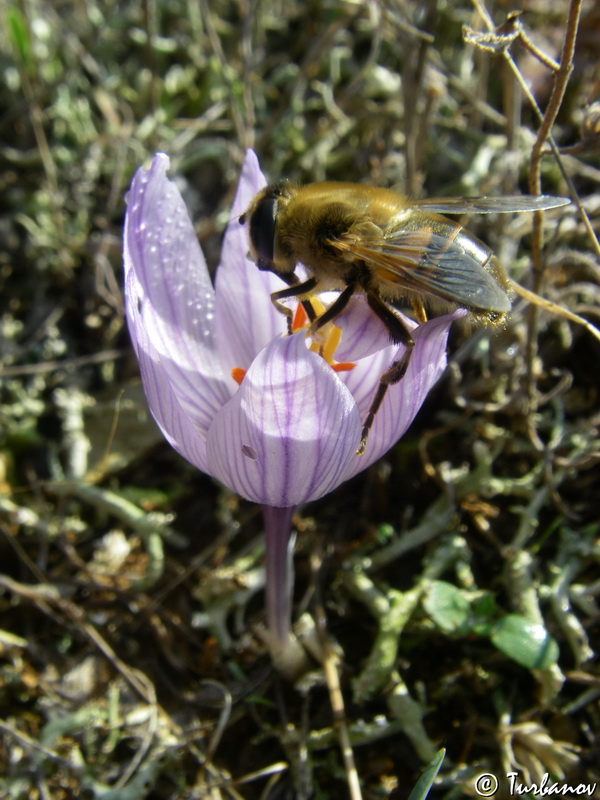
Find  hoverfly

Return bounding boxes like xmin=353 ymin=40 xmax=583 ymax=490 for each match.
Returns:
xmin=240 ymin=182 xmax=570 ymax=453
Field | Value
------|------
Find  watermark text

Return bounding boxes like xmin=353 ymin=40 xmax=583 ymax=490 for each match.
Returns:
xmin=473 ymin=772 xmax=597 ymax=797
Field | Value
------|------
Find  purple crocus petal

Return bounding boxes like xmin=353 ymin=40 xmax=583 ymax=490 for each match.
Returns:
xmin=206 ymin=333 xmax=361 ymax=506
xmin=344 ymin=310 xmax=465 ymax=476
xmin=334 ymin=295 xmax=415 ymax=362
xmin=340 ymin=340 xmax=399 ymax=414
xmin=124 ymin=269 xmax=210 ymax=472
xmin=124 ymin=154 xmax=231 ymax=434
xmin=215 ymin=150 xmax=287 ymax=376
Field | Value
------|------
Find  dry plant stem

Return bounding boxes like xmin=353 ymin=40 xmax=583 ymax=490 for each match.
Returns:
xmin=518 ymin=25 xmax=560 ymax=72
xmin=472 ymin=1 xmax=599 ymax=260
xmin=231 ymin=762 xmax=288 ymax=791
xmin=0 ymin=348 xmax=124 ymax=378
xmin=472 ymin=0 xmax=600 ymax=250
xmin=348 ymin=577 xmax=419 ymax=704
xmin=503 ymin=492 xmax=566 ymax=702
xmin=548 ymin=561 xmax=594 ymax=667
xmin=526 ymin=0 xmax=583 ymax=403
xmin=366 ymin=493 xmax=454 ymax=571
xmin=199 ymin=680 xmax=233 ymax=768
xmin=346 ymin=536 xmax=470 ymax=703
xmin=387 ymin=679 xmax=437 ymax=763
xmin=0 ymin=720 xmax=82 ymax=772
xmin=314 ymin=603 xmax=363 ymax=800
xmin=510 ymin=280 xmax=600 ymax=344
xmin=527 ymin=0 xmax=582 ymax=246
xmin=112 ymin=695 xmax=159 ymax=789
xmin=0 ymin=574 xmax=154 ymax=702
xmin=472 ymin=0 xmax=598 ymax=408
xmin=402 ymin=0 xmax=436 ymax=196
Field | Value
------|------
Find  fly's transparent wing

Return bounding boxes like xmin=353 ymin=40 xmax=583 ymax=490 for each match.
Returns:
xmin=412 ymin=195 xmax=570 ymax=214
xmin=331 ymin=224 xmax=510 ymax=313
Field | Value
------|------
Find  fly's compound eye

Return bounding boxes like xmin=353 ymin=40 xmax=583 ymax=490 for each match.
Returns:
xmin=249 ymin=196 xmax=277 ymax=269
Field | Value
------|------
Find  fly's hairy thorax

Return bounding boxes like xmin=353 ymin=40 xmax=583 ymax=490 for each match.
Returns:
xmin=271 ymin=182 xmax=510 ymax=321
xmin=274 ymin=183 xmax=410 ymax=287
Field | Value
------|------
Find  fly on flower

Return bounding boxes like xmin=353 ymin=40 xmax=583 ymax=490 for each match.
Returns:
xmin=124 ymin=150 xmax=464 ymax=649
xmin=240 ymin=181 xmax=570 ymax=452
xmin=124 ymin=150 xmax=463 ymax=507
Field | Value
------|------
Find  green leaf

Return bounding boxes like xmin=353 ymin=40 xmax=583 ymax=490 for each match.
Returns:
xmin=490 ymin=614 xmax=559 ymax=669
xmin=423 ymin=580 xmax=472 ymax=635
xmin=7 ymin=8 xmax=32 ymax=68
xmin=407 ymin=748 xmax=445 ymax=800
xmin=471 ymin=592 xmax=497 ymax=636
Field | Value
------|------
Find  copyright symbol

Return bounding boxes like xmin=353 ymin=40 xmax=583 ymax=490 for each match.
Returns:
xmin=475 ymin=773 xmax=499 ymax=797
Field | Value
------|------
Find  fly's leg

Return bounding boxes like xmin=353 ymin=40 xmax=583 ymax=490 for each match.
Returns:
xmin=272 ymin=278 xmax=356 ymax=340
xmin=358 ymin=292 xmax=416 ymax=455
xmin=270 ymin=275 xmax=319 ymax=332
xmin=308 ymin=282 xmax=356 ymax=333
xmin=358 ymin=350 xmax=414 ymax=455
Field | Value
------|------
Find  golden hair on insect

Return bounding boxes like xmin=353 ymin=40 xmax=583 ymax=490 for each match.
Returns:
xmin=241 ymin=181 xmax=572 ymax=453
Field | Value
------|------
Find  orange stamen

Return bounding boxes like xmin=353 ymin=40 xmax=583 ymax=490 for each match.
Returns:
xmin=290 ymin=297 xmax=356 ymax=375
xmin=231 ymin=367 xmax=247 ymax=385
xmin=332 ymin=362 xmax=356 ymax=373
xmin=230 ymin=298 xmax=357 ymax=387
xmin=292 ymin=303 xmax=308 ymax=332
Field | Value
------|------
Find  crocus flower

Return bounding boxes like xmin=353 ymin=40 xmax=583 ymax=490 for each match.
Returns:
xmin=123 ymin=149 xmax=461 ymax=660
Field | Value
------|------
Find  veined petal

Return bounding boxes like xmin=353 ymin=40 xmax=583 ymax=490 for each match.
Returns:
xmin=334 ymin=295 xmax=416 ymax=362
xmin=344 ymin=310 xmax=465 ymax=476
xmin=125 ymin=270 xmax=210 ymax=472
xmin=340 ymin=341 xmax=399 ymax=414
xmin=124 ymin=154 xmax=230 ymax=435
xmin=215 ymin=149 xmax=288 ymax=377
xmin=207 ymin=334 xmax=361 ymax=506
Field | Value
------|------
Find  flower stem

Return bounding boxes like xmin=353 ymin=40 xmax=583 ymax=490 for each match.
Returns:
xmin=262 ymin=505 xmax=296 ymax=644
